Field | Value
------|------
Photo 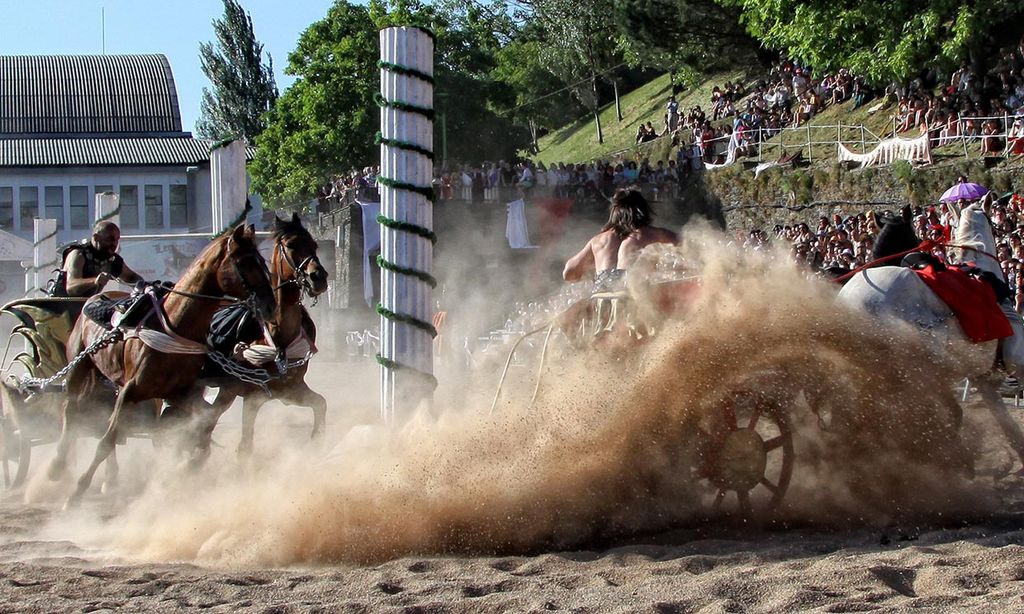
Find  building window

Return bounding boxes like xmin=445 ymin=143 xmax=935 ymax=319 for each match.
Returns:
xmin=70 ymin=186 xmax=89 ymax=229
xmin=19 ymin=186 xmax=38 ymax=230
xmin=120 ymin=185 xmax=138 ymax=229
xmin=44 ymin=186 xmax=64 ymax=230
xmin=170 ymin=185 xmax=187 ymax=227
xmin=0 ymin=187 xmax=12 ymax=229
xmin=144 ymin=184 xmax=163 ymax=229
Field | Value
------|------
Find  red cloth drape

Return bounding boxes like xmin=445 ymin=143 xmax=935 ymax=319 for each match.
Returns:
xmin=913 ymin=264 xmax=1012 ymax=342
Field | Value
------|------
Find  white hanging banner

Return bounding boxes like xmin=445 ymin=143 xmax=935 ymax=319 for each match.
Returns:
xmin=838 ymin=132 xmax=932 ymax=167
xmin=358 ymin=199 xmax=381 ymax=308
xmin=505 ymin=199 xmax=537 ymax=249
xmin=704 ymin=131 xmax=740 ymax=170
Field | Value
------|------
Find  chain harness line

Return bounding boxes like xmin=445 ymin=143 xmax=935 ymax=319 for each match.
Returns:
xmin=16 ymin=286 xmax=292 ymax=397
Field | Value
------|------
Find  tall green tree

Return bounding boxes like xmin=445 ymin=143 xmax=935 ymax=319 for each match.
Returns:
xmin=196 ymin=0 xmax=278 ymax=142
xmin=722 ymin=0 xmax=1024 ymax=83
xmin=613 ymin=0 xmax=758 ymax=78
xmin=250 ymin=1 xmax=378 ymax=206
xmin=491 ymin=39 xmax=581 ymax=151
xmin=528 ymin=0 xmax=621 ymax=144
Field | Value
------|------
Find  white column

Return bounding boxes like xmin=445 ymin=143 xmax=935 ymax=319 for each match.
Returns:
xmin=210 ymin=139 xmax=248 ymax=234
xmin=32 ymin=218 xmax=58 ymax=294
xmin=379 ymin=27 xmax=434 ymax=424
xmin=95 ymin=191 xmax=120 ymax=227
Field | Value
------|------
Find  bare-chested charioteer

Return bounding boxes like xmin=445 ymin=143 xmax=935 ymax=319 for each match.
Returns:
xmin=562 ymin=188 xmax=679 ymax=286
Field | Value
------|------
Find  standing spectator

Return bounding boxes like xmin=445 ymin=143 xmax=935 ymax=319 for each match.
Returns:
xmin=666 ymin=96 xmax=680 ymax=133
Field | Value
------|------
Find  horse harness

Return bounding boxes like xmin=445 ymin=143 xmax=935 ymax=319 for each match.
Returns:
xmin=272 ymin=236 xmax=324 ymax=306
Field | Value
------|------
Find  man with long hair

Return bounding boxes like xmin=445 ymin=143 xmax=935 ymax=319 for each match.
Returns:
xmin=563 ymin=188 xmax=678 ymax=282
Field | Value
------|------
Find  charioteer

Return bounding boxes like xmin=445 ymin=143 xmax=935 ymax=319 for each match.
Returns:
xmin=563 ymin=187 xmax=678 ymax=286
xmin=561 ymin=188 xmax=680 ymax=343
xmin=61 ymin=221 xmax=143 ymax=297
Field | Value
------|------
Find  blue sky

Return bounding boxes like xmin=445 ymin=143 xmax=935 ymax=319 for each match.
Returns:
xmin=0 ymin=0 xmax=341 ymax=133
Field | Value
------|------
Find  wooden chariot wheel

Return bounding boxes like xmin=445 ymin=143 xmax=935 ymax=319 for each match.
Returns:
xmin=0 ymin=415 xmax=30 ymax=490
xmin=692 ymin=384 xmax=795 ymax=518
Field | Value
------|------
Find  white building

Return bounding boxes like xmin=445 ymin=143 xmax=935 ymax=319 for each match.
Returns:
xmin=0 ymin=54 xmax=261 ymax=300
xmin=0 ymin=54 xmax=238 ymax=243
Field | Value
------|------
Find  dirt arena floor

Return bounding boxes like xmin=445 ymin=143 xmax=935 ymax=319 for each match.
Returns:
xmin=0 ymin=358 xmax=1023 ymax=614
xmin=5 ymin=234 xmax=1024 ymax=613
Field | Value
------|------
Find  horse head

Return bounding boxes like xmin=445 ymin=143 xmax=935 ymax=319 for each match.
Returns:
xmin=273 ymin=212 xmax=329 ymax=297
xmin=220 ymin=223 xmax=276 ymax=320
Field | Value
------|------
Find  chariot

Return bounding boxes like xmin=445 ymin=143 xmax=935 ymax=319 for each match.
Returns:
xmin=0 ymin=296 xmax=88 ymax=488
xmin=490 ymin=269 xmax=797 ymax=519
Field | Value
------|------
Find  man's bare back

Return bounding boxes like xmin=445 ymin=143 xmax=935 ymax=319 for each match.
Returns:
xmin=563 ymin=226 xmax=678 ymax=281
xmin=563 ymin=188 xmax=678 ymax=282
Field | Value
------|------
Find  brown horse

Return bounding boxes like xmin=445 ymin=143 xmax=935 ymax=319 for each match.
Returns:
xmin=203 ymin=213 xmax=329 ymax=455
xmin=48 ymin=224 xmax=276 ymax=507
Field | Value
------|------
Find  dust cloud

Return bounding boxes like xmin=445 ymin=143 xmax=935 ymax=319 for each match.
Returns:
xmin=37 ymin=225 xmax=994 ymax=566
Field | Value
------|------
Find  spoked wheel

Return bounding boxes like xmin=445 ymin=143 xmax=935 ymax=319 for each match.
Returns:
xmin=0 ymin=417 xmax=30 ymax=490
xmin=693 ymin=385 xmax=795 ymax=519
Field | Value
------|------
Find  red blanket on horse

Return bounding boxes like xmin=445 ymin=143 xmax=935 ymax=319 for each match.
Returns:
xmin=913 ymin=263 xmax=1012 ymax=342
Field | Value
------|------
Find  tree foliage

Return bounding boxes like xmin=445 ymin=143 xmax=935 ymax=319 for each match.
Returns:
xmin=613 ymin=0 xmax=757 ymax=74
xmin=196 ymin=0 xmax=278 ymax=142
xmin=250 ymin=1 xmax=378 ymax=206
xmin=722 ymin=0 xmax=1024 ymax=83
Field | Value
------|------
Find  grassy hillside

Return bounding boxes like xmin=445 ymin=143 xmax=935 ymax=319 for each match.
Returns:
xmin=533 ymin=67 xmax=1024 ymax=172
xmin=534 ymin=69 xmax=755 ymax=165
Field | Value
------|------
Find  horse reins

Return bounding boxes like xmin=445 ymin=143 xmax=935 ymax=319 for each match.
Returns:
xmin=831 ymin=238 xmax=1000 ymax=285
xmin=272 ymin=237 xmax=321 ymax=300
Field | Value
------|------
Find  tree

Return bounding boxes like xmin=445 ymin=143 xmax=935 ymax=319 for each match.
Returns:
xmin=196 ymin=0 xmax=278 ymax=142
xmin=491 ymin=39 xmax=582 ymax=151
xmin=528 ymin=0 xmax=621 ymax=144
xmin=613 ymin=0 xmax=759 ymax=79
xmin=722 ymin=0 xmax=1024 ymax=83
xmin=250 ymin=1 xmax=378 ymax=206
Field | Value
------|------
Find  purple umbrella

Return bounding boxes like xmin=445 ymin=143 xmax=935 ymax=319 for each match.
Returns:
xmin=939 ymin=181 xmax=988 ymax=202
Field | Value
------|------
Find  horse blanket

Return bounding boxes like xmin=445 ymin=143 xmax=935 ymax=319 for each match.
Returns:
xmin=912 ymin=262 xmax=1012 ymax=342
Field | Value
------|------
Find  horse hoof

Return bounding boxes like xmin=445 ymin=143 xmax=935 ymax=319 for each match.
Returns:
xmin=47 ymin=462 xmax=66 ymax=481
xmin=62 ymin=494 xmax=82 ymax=512
xmin=100 ymin=480 xmax=117 ymax=495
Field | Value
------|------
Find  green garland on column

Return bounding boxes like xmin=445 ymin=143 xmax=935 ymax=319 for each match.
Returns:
xmin=376 ymin=30 xmax=438 ymax=389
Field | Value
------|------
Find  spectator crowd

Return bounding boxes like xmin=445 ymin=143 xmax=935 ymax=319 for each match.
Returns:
xmin=737 ymin=191 xmax=1024 ymax=312
xmin=318 ymin=37 xmax=1024 ymax=214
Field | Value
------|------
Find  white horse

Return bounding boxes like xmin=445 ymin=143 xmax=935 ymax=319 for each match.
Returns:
xmin=837 ymin=200 xmax=1024 ymax=466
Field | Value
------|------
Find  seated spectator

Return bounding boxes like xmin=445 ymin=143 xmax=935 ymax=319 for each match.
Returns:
xmin=635 ymin=124 xmax=648 ymax=145
xmin=1008 ymin=118 xmax=1024 ymax=155
xmin=643 ymin=121 xmax=659 ymax=142
xmin=981 ymin=119 xmax=1004 ymax=155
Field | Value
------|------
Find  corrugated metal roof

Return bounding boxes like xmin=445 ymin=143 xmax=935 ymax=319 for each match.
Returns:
xmin=0 ymin=137 xmax=234 ymax=167
xmin=0 ymin=54 xmax=183 ymax=136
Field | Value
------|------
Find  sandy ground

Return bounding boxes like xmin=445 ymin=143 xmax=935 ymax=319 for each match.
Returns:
xmin=3 ymin=340 xmax=1024 ymax=614
xmin=1 ymin=496 xmax=1024 ymax=613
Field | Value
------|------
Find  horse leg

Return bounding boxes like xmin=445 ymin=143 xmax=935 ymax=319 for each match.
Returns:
xmin=66 ymin=381 xmax=134 ymax=509
xmin=237 ymin=391 xmax=268 ymax=457
xmin=979 ymin=377 xmax=1024 ymax=470
xmin=101 ymin=447 xmax=119 ymax=494
xmin=47 ymin=398 xmax=76 ymax=480
xmin=184 ymin=388 xmax=234 ymax=474
xmin=299 ymin=383 xmax=328 ymax=442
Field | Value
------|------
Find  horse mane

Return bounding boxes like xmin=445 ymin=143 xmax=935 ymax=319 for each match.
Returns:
xmin=871 ymin=207 xmax=920 ymax=263
xmin=177 ymin=227 xmax=251 ymax=293
xmin=273 ymin=214 xmax=307 ymax=242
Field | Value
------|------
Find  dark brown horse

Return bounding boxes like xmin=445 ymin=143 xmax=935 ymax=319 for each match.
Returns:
xmin=49 ymin=224 xmax=276 ymax=507
xmin=204 ymin=213 xmax=329 ymax=455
